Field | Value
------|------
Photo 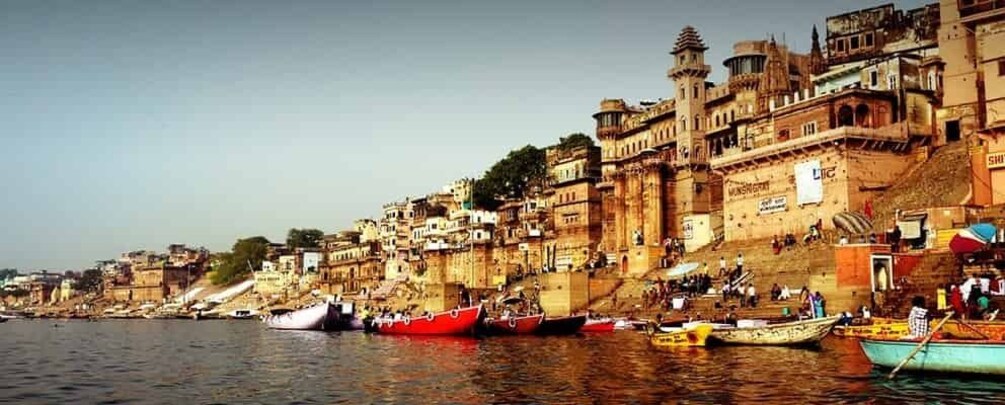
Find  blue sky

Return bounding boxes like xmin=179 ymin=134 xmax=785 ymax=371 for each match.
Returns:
xmin=0 ymin=0 xmax=932 ymax=269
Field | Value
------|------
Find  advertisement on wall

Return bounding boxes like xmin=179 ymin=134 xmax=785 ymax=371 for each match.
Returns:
xmin=303 ymin=252 xmax=320 ymax=273
xmin=758 ymin=196 xmax=787 ymax=215
xmin=682 ymin=219 xmax=694 ymax=240
xmin=795 ymin=160 xmax=823 ymax=205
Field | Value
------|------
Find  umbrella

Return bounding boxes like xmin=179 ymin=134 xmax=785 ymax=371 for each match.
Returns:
xmin=950 ymin=228 xmax=988 ymax=254
xmin=968 ymin=223 xmax=997 ymax=242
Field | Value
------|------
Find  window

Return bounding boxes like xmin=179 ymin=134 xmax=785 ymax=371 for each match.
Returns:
xmin=837 ymin=39 xmax=846 ymax=52
xmin=869 ymin=70 xmax=879 ymax=87
xmin=694 ymin=115 xmax=700 ymax=130
xmin=864 ymin=32 xmax=874 ymax=47
xmin=850 ymin=36 xmax=860 ymax=50
xmin=928 ymin=71 xmax=937 ymax=90
xmin=802 ymin=122 xmax=817 ymax=136
xmin=999 ymin=59 xmax=1005 ymax=76
xmin=693 ymin=84 xmax=699 ymax=98
xmin=888 ymin=75 xmax=897 ymax=90
xmin=680 ymin=87 xmax=686 ymax=99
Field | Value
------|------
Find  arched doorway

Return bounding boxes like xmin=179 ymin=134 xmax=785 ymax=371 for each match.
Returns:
xmin=621 ymin=256 xmax=628 ymax=275
xmin=837 ymin=105 xmax=854 ymax=127
xmin=855 ymin=104 xmax=871 ymax=127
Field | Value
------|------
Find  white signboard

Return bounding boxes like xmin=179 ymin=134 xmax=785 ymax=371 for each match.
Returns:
xmin=303 ymin=252 xmax=320 ymax=273
xmin=795 ymin=160 xmax=823 ymax=205
xmin=682 ymin=219 xmax=694 ymax=240
xmin=758 ymin=196 xmax=787 ymax=215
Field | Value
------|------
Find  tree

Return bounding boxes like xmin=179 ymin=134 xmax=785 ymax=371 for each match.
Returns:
xmin=0 ymin=268 xmax=18 ymax=280
xmin=74 ymin=269 xmax=104 ymax=293
xmin=210 ymin=236 xmax=271 ymax=285
xmin=286 ymin=228 xmax=324 ymax=250
xmin=472 ymin=145 xmax=547 ymax=210
xmin=556 ymin=133 xmax=594 ymax=151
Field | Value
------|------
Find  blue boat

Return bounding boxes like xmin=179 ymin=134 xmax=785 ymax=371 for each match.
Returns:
xmin=860 ymin=339 xmax=1005 ymax=375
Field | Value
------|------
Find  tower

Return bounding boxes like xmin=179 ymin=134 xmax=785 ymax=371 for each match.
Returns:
xmin=668 ymin=26 xmax=711 ymax=161
xmin=809 ymin=25 xmax=826 ymax=75
xmin=757 ymin=35 xmax=791 ymax=113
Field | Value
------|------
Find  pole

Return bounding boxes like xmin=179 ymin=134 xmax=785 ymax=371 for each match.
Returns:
xmin=887 ymin=311 xmax=954 ymax=380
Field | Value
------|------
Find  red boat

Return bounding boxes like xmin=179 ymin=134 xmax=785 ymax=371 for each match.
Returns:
xmin=581 ymin=318 xmax=616 ymax=332
xmin=374 ymin=305 xmax=483 ymax=336
xmin=484 ymin=314 xmax=544 ymax=335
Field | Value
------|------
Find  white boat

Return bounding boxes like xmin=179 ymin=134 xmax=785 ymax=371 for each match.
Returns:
xmin=263 ymin=302 xmax=341 ymax=330
xmin=708 ymin=316 xmax=839 ymax=346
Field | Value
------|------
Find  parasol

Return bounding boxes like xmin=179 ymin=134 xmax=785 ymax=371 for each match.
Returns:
xmin=949 ymin=228 xmax=989 ymax=254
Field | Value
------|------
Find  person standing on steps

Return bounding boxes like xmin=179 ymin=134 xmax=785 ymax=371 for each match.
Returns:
xmin=735 ymin=252 xmax=744 ymax=275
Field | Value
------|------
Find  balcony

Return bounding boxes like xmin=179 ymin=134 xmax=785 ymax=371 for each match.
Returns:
xmin=959 ymin=0 xmax=1005 ymax=19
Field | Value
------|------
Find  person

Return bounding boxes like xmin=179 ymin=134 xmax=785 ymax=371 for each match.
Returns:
xmin=907 ymin=296 xmax=930 ymax=339
xmin=799 ymin=285 xmax=811 ymax=303
xmin=719 ymin=256 xmax=726 ymax=277
xmin=738 ymin=284 xmax=747 ymax=308
xmin=736 ymin=252 xmax=744 ymax=274
xmin=771 ymin=235 xmax=781 ymax=255
xmin=779 ymin=285 xmax=791 ymax=301
xmin=937 ymin=284 xmax=947 ymax=311
xmin=861 ymin=305 xmax=872 ymax=320
xmin=812 ymin=292 xmax=826 ymax=318
xmin=770 ymin=283 xmax=781 ymax=301
xmin=868 ymin=233 xmax=878 ymax=244
xmin=721 ymin=281 xmax=730 ymax=303
xmin=838 ymin=311 xmax=854 ymax=326
xmin=962 ymin=274 xmax=978 ymax=306
xmin=839 ymin=235 xmax=849 ymax=245
xmin=976 ymin=291 xmax=991 ymax=319
xmin=746 ymin=283 xmax=757 ymax=308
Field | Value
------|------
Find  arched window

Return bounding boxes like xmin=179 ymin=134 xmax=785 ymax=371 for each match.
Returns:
xmin=693 ymin=84 xmax=699 ymax=98
xmin=681 ymin=118 xmax=687 ymax=132
xmin=855 ymin=104 xmax=871 ymax=127
xmin=680 ymin=87 xmax=686 ymax=99
xmin=694 ymin=115 xmax=700 ymax=130
xmin=730 ymin=110 xmax=735 ymax=122
xmin=715 ymin=115 xmax=720 ymax=127
xmin=837 ymin=105 xmax=854 ymax=127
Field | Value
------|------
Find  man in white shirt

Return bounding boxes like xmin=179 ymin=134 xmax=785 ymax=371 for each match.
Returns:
xmin=736 ymin=253 xmax=744 ymax=274
xmin=747 ymin=283 xmax=757 ymax=308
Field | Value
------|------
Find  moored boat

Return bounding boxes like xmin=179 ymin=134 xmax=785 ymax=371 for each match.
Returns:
xmin=535 ymin=314 xmax=587 ymax=336
xmin=648 ymin=323 xmax=714 ymax=347
xmin=832 ymin=321 xmax=910 ymax=339
xmin=484 ymin=314 xmax=544 ymax=335
xmin=860 ymin=338 xmax=1005 ymax=375
xmin=939 ymin=319 xmax=1005 ymax=340
xmin=263 ymin=302 xmax=341 ymax=331
xmin=708 ymin=316 xmax=839 ymax=346
xmin=374 ymin=305 xmax=483 ymax=336
xmin=581 ymin=318 xmax=616 ymax=333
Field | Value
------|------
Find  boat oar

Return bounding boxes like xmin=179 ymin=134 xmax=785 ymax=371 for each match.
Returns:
xmin=887 ymin=311 xmax=954 ymax=380
xmin=957 ymin=318 xmax=990 ymax=340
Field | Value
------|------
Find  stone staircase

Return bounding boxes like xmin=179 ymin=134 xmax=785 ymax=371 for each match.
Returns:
xmin=879 ymin=251 xmax=959 ymax=318
xmin=871 ymin=141 xmax=971 ymax=229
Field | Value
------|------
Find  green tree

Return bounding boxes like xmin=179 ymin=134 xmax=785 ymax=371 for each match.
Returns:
xmin=472 ymin=145 xmax=547 ymax=210
xmin=0 ymin=268 xmax=18 ymax=280
xmin=74 ymin=269 xmax=104 ymax=293
xmin=210 ymin=236 xmax=271 ymax=285
xmin=286 ymin=228 xmax=324 ymax=250
xmin=556 ymin=133 xmax=594 ymax=151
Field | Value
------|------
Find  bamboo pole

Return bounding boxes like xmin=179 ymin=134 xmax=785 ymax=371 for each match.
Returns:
xmin=887 ymin=311 xmax=954 ymax=380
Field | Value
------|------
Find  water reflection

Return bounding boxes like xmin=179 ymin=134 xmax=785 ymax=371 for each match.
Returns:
xmin=3 ymin=321 xmax=1005 ymax=404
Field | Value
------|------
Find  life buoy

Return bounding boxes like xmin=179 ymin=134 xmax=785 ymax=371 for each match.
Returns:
xmin=403 ymin=316 xmax=411 ymax=326
xmin=426 ymin=313 xmax=435 ymax=322
xmin=450 ymin=309 xmax=460 ymax=319
xmin=508 ymin=317 xmax=517 ymax=329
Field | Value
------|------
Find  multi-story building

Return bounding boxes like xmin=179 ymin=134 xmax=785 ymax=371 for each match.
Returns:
xmin=319 ymin=230 xmax=382 ymax=295
xmin=548 ymin=145 xmax=603 ymax=271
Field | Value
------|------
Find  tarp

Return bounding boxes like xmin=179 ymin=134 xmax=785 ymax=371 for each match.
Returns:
xmin=968 ymin=223 xmax=997 ymax=242
xmin=950 ymin=228 xmax=988 ymax=254
xmin=833 ymin=212 xmax=873 ymax=235
xmin=795 ymin=160 xmax=823 ymax=205
xmin=666 ymin=262 xmax=700 ymax=279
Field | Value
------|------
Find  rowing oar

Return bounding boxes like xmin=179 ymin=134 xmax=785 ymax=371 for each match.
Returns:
xmin=888 ymin=311 xmax=954 ymax=380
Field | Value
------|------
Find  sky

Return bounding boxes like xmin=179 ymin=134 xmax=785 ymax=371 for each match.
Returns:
xmin=0 ymin=0 xmax=933 ymax=270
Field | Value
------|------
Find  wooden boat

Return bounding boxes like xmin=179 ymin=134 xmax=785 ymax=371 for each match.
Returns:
xmin=227 ymin=309 xmax=258 ymax=320
xmin=833 ymin=321 xmax=909 ymax=339
xmin=860 ymin=338 xmax=1005 ymax=375
xmin=648 ymin=323 xmax=714 ymax=347
xmin=581 ymin=318 xmax=616 ymax=332
xmin=939 ymin=320 xmax=1005 ymax=340
xmin=536 ymin=314 xmax=587 ymax=335
xmin=484 ymin=314 xmax=544 ymax=335
xmin=708 ymin=316 xmax=839 ymax=346
xmin=374 ymin=305 xmax=483 ymax=336
xmin=263 ymin=302 xmax=341 ymax=331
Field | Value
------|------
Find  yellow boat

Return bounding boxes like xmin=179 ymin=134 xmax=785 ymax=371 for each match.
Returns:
xmin=648 ymin=324 xmax=714 ymax=347
xmin=940 ymin=320 xmax=1005 ymax=340
xmin=832 ymin=321 xmax=910 ymax=339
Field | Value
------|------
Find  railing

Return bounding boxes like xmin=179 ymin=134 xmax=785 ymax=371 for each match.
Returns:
xmin=959 ymin=0 xmax=1004 ymax=18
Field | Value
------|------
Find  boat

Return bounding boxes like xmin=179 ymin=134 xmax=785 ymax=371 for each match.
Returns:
xmin=833 ymin=321 xmax=910 ymax=339
xmin=708 ymin=316 xmax=839 ymax=346
xmin=0 ymin=317 xmax=6 ymax=323
xmin=648 ymin=323 xmax=715 ymax=347
xmin=374 ymin=305 xmax=483 ymax=336
xmin=939 ymin=319 xmax=1005 ymax=340
xmin=263 ymin=302 xmax=343 ymax=331
xmin=860 ymin=338 xmax=1005 ymax=375
xmin=227 ymin=309 xmax=259 ymax=320
xmin=581 ymin=318 xmax=616 ymax=332
xmin=535 ymin=314 xmax=587 ymax=336
xmin=483 ymin=314 xmax=544 ymax=335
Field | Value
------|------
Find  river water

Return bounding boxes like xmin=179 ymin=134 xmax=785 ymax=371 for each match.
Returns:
xmin=2 ymin=320 xmax=1004 ymax=404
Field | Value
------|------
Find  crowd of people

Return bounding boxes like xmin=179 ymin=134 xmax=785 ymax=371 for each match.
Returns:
xmin=944 ymin=273 xmax=1001 ymax=320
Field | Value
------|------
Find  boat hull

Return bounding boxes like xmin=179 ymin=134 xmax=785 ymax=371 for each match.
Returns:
xmin=860 ymin=339 xmax=1005 ymax=375
xmin=536 ymin=315 xmax=587 ymax=336
xmin=649 ymin=324 xmax=714 ymax=347
xmin=485 ymin=314 xmax=544 ymax=335
xmin=709 ymin=316 xmax=839 ymax=346
xmin=375 ymin=305 xmax=483 ymax=336
xmin=940 ymin=320 xmax=1005 ymax=340
xmin=833 ymin=322 xmax=910 ymax=339
xmin=263 ymin=302 xmax=340 ymax=331
xmin=581 ymin=318 xmax=616 ymax=333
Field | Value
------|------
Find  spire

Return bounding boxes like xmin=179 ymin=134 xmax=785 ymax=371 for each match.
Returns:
xmin=758 ymin=34 xmax=791 ymax=113
xmin=672 ymin=26 xmax=708 ymax=55
xmin=809 ymin=25 xmax=826 ymax=75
